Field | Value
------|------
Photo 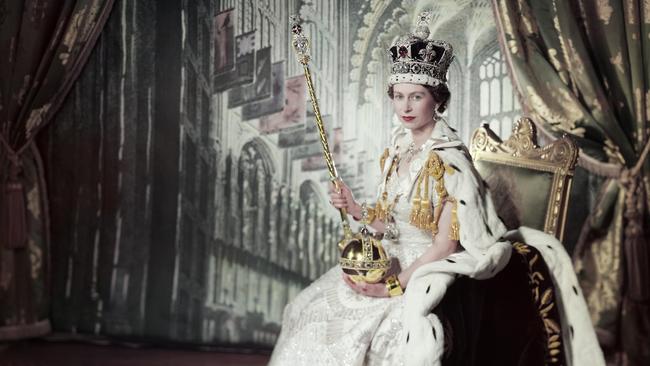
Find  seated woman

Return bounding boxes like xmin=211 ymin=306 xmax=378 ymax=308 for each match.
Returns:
xmin=269 ymin=14 xmax=603 ymax=366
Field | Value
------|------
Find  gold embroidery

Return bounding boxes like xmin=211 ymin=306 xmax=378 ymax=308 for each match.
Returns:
xmin=634 ymin=88 xmax=643 ymax=145
xmin=29 ymin=239 xmax=42 ymax=280
xmin=555 ymin=87 xmax=584 ymax=122
xmin=596 ymin=0 xmax=613 ymax=24
xmin=25 ymin=104 xmax=51 ymax=140
xmin=610 ymin=51 xmax=624 ymax=75
xmin=518 ymin=0 xmax=538 ymax=36
xmin=27 ymin=185 xmax=41 ymax=220
xmin=525 ymin=86 xmax=564 ymax=125
xmin=547 ymin=48 xmax=563 ymax=73
xmin=626 ymin=0 xmax=637 ymax=24
xmin=646 ymin=90 xmax=650 ymax=123
xmin=449 ymin=198 xmax=460 ymax=241
xmin=566 ymin=38 xmax=584 ymax=76
xmin=499 ymin=1 xmax=520 ymax=55
xmin=514 ymin=242 xmax=563 ymax=363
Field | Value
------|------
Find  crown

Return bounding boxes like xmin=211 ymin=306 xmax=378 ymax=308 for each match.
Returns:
xmin=388 ymin=12 xmax=454 ymax=87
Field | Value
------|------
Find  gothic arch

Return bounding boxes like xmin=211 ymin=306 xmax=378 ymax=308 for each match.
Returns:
xmin=237 ymin=138 xmax=275 ymax=254
xmin=239 ymin=137 xmax=276 ymax=176
xmin=470 ymin=39 xmax=500 ymax=69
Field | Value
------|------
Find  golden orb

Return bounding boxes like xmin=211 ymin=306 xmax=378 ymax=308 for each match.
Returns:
xmin=338 ymin=227 xmax=391 ymax=284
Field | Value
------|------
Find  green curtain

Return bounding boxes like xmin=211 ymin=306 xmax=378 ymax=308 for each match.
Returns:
xmin=492 ymin=1 xmax=649 ymax=364
xmin=0 ymin=0 xmax=114 ymax=340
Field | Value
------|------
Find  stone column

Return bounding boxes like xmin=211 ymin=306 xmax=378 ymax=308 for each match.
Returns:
xmin=255 ymin=160 xmax=267 ymax=253
xmin=267 ymin=181 xmax=279 ymax=263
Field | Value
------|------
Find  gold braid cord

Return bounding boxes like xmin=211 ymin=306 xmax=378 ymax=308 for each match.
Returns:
xmin=409 ymin=151 xmax=460 ymax=240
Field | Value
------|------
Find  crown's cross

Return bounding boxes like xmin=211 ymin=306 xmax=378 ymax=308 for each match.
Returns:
xmin=414 ymin=11 xmax=432 ymax=39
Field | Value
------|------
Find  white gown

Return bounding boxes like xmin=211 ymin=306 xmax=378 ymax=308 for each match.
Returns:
xmin=268 ymin=160 xmax=433 ymax=366
xmin=269 ymin=120 xmax=605 ymax=366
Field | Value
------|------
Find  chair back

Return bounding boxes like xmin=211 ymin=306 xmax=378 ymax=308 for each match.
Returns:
xmin=469 ymin=117 xmax=578 ymax=243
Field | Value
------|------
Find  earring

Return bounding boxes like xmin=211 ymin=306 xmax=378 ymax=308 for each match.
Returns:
xmin=432 ymin=110 xmax=440 ymax=122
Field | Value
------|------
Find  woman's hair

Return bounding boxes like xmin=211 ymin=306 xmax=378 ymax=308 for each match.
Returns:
xmin=387 ymin=83 xmax=450 ymax=114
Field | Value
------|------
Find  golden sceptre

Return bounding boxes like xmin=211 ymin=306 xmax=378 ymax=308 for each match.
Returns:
xmin=290 ymin=16 xmax=390 ymax=283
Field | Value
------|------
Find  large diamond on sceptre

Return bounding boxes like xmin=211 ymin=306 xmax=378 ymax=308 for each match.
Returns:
xmin=289 ymin=16 xmax=391 ymax=283
xmin=290 ymin=15 xmax=311 ymax=65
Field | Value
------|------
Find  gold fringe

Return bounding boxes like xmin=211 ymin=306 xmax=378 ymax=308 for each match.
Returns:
xmin=419 ymin=170 xmax=433 ymax=228
xmin=379 ymin=148 xmax=389 ymax=172
xmin=410 ymin=175 xmax=423 ymax=224
xmin=449 ymin=199 xmax=460 ymax=241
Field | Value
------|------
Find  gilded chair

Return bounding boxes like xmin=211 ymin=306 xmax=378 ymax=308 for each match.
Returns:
xmin=436 ymin=117 xmax=578 ymax=366
xmin=469 ymin=117 xmax=578 ymax=243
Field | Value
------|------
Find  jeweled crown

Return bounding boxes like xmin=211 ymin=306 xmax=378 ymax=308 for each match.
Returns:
xmin=388 ymin=12 xmax=454 ymax=87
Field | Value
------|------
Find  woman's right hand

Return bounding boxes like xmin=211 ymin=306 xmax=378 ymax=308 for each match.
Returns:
xmin=328 ymin=179 xmax=361 ymax=219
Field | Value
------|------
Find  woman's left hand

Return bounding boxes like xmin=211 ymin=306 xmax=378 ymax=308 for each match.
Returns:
xmin=342 ymin=274 xmax=389 ymax=297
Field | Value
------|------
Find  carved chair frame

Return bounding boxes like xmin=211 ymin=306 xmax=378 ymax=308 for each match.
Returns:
xmin=469 ymin=117 xmax=578 ymax=242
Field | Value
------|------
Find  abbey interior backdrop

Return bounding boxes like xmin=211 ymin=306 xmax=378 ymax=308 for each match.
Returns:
xmin=39 ymin=0 xmax=601 ymax=349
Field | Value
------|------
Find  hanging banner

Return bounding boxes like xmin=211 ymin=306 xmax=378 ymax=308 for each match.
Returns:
xmin=277 ymin=124 xmax=306 ymax=148
xmin=215 ymin=9 xmax=236 ymax=92
xmin=241 ymin=61 xmax=285 ymax=120
xmin=215 ymin=9 xmax=235 ymax=75
xmin=228 ymin=47 xmax=272 ymax=108
xmin=216 ymin=30 xmax=255 ymax=92
xmin=232 ymin=31 xmax=256 ymax=86
xmin=259 ymin=75 xmax=306 ymax=134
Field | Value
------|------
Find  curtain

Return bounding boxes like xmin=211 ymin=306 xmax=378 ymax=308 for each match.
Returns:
xmin=492 ymin=1 xmax=649 ymax=364
xmin=0 ymin=0 xmax=114 ymax=340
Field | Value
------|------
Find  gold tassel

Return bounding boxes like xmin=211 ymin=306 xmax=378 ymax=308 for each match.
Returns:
xmin=430 ymin=203 xmax=442 ymax=235
xmin=449 ymin=199 xmax=460 ymax=241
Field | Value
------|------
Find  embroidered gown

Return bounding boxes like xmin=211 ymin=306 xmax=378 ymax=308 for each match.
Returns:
xmin=268 ymin=122 xmax=454 ymax=366
xmin=269 ymin=119 xmax=605 ymax=366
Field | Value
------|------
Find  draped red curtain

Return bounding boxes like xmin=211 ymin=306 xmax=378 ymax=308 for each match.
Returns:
xmin=0 ymin=0 xmax=114 ymax=340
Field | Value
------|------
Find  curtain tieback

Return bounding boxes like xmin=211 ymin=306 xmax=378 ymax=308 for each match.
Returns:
xmin=619 ymin=138 xmax=650 ymax=302
xmin=0 ymin=133 xmax=27 ymax=250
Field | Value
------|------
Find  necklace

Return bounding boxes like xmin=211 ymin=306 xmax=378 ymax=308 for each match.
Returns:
xmin=402 ymin=142 xmax=423 ymax=163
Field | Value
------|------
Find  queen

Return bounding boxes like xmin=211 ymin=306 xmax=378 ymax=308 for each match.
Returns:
xmin=268 ymin=13 xmax=602 ymax=366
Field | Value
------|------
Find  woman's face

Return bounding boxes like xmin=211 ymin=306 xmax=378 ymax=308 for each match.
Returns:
xmin=391 ymin=83 xmax=439 ymax=131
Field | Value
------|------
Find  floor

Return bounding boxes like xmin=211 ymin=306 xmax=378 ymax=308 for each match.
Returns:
xmin=0 ymin=340 xmax=271 ymax=366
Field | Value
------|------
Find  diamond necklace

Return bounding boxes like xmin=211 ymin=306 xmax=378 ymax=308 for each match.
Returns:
xmin=402 ymin=142 xmax=423 ymax=163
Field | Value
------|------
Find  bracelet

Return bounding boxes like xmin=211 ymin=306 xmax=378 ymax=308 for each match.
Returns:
xmin=355 ymin=202 xmax=376 ymax=225
xmin=385 ymin=274 xmax=403 ymax=297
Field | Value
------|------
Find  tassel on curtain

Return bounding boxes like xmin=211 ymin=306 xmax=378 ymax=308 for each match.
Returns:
xmin=0 ymin=136 xmax=27 ymax=249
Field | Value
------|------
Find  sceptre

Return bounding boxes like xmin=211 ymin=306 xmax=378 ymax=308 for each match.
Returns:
xmin=289 ymin=16 xmax=391 ymax=283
